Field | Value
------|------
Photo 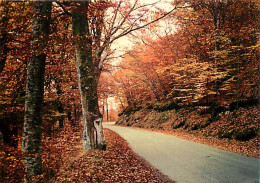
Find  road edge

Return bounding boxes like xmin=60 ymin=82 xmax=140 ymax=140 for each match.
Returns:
xmin=104 ymin=127 xmax=176 ymax=183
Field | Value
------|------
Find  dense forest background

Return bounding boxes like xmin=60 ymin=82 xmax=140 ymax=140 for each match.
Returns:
xmin=0 ymin=0 xmax=259 ymax=182
xmin=115 ymin=0 xmax=259 ymax=142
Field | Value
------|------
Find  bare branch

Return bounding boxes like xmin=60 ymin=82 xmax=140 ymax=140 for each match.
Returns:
xmin=109 ymin=6 xmax=179 ymax=44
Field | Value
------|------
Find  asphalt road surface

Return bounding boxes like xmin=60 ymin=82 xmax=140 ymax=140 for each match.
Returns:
xmin=103 ymin=122 xmax=259 ymax=183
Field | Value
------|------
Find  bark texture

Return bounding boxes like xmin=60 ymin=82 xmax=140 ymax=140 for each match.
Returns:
xmin=22 ymin=2 xmax=52 ymax=182
xmin=72 ymin=2 xmax=106 ymax=150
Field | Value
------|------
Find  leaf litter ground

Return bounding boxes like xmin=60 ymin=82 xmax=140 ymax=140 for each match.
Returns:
xmin=52 ymin=129 xmax=174 ymax=183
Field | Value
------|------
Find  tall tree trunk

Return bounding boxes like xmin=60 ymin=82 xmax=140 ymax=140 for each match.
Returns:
xmin=57 ymin=99 xmax=64 ymax=128
xmin=102 ymin=98 xmax=105 ymax=117
xmin=74 ymin=103 xmax=78 ymax=123
xmin=0 ymin=2 xmax=9 ymax=73
xmin=72 ymin=2 xmax=106 ymax=150
xmin=22 ymin=2 xmax=52 ymax=182
xmin=106 ymin=98 xmax=109 ymax=122
xmin=56 ymin=79 xmax=64 ymax=128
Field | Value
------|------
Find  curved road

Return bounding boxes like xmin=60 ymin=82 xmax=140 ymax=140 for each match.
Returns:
xmin=103 ymin=122 xmax=259 ymax=183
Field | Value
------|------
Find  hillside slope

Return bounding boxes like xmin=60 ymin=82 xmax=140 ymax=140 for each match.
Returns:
xmin=116 ymin=103 xmax=259 ymax=158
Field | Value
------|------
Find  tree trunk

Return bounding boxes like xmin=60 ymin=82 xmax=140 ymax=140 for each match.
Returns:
xmin=72 ymin=2 xmax=106 ymax=150
xmin=56 ymin=80 xmax=64 ymax=128
xmin=57 ymin=99 xmax=64 ymax=129
xmin=0 ymin=2 xmax=9 ymax=73
xmin=22 ymin=2 xmax=52 ymax=182
xmin=106 ymin=98 xmax=109 ymax=122
xmin=74 ymin=103 xmax=78 ymax=123
xmin=102 ymin=98 xmax=105 ymax=117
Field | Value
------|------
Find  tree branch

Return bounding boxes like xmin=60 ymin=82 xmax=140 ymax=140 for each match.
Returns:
xmin=109 ymin=6 xmax=180 ymax=44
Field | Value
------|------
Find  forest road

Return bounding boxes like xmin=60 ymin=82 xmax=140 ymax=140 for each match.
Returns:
xmin=103 ymin=122 xmax=259 ymax=183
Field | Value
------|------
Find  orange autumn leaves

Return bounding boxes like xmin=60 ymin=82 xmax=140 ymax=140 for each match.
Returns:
xmin=112 ymin=0 xmax=259 ymax=112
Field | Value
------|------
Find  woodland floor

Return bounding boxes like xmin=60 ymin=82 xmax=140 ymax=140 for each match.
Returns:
xmin=52 ymin=129 xmax=174 ymax=183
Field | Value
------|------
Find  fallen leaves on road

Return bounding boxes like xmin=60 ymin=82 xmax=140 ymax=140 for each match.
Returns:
xmin=53 ymin=129 xmax=173 ymax=183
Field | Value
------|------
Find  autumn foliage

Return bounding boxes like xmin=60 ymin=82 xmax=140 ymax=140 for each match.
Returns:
xmin=114 ymin=0 xmax=259 ymax=148
xmin=114 ymin=0 xmax=259 ymax=110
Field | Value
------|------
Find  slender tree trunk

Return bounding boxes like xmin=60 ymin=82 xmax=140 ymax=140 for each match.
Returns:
xmin=57 ymin=99 xmax=64 ymax=128
xmin=102 ymin=98 xmax=105 ymax=117
xmin=56 ymin=80 xmax=64 ymax=128
xmin=106 ymin=98 xmax=109 ymax=122
xmin=0 ymin=2 xmax=9 ymax=73
xmin=72 ymin=2 xmax=106 ymax=150
xmin=74 ymin=103 xmax=77 ymax=123
xmin=22 ymin=2 xmax=52 ymax=182
xmin=0 ymin=29 xmax=8 ymax=73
